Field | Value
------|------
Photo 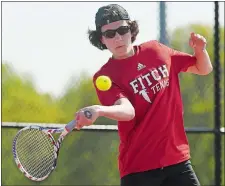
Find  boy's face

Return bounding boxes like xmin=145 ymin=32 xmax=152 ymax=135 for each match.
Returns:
xmin=101 ymin=20 xmax=133 ymax=59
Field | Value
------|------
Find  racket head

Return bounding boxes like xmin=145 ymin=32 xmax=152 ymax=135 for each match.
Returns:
xmin=12 ymin=126 xmax=59 ymax=181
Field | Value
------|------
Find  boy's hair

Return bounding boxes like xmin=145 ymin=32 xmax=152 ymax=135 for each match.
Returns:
xmin=88 ymin=20 xmax=139 ymax=50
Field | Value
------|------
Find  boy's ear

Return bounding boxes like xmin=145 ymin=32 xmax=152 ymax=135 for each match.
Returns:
xmin=100 ymin=37 xmax=105 ymax=45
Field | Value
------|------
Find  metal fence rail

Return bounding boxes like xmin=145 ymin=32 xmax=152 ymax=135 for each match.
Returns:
xmin=2 ymin=122 xmax=225 ymax=134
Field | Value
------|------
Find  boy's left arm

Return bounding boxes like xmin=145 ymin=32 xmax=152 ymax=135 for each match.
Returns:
xmin=186 ymin=32 xmax=213 ymax=75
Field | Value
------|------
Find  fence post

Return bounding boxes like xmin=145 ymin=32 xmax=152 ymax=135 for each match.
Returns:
xmin=159 ymin=2 xmax=169 ymax=46
xmin=214 ymin=2 xmax=221 ymax=186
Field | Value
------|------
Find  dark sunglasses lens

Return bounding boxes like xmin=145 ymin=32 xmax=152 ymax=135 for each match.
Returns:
xmin=117 ymin=26 xmax=130 ymax=35
xmin=102 ymin=26 xmax=130 ymax=38
xmin=104 ymin=30 xmax=116 ymax=38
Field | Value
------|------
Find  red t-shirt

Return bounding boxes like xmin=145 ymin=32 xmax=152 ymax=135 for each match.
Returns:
xmin=93 ymin=40 xmax=197 ymax=178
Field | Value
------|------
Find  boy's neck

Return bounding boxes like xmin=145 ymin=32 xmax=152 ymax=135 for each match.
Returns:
xmin=112 ymin=46 xmax=135 ymax=60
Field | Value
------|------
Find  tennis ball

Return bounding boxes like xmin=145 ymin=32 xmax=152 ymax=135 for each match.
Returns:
xmin=95 ymin=75 xmax=112 ymax=91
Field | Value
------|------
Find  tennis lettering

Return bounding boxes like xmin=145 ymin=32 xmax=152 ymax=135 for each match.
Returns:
xmin=151 ymin=79 xmax=169 ymax=94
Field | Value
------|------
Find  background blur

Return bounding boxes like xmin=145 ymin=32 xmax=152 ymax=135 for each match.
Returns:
xmin=1 ymin=1 xmax=224 ymax=186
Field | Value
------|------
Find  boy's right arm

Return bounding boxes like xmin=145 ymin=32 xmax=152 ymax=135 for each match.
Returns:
xmin=98 ymin=97 xmax=135 ymax=121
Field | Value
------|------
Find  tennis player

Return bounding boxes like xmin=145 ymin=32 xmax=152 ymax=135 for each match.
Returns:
xmin=75 ymin=4 xmax=213 ymax=186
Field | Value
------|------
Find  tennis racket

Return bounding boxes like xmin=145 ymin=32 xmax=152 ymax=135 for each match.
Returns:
xmin=12 ymin=111 xmax=92 ymax=182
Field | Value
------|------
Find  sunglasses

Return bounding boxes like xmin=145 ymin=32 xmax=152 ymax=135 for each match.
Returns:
xmin=101 ymin=26 xmax=130 ymax=39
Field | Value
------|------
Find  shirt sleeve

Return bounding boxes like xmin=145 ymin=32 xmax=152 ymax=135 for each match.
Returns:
xmin=93 ymin=73 xmax=127 ymax=106
xmin=156 ymin=41 xmax=197 ymax=74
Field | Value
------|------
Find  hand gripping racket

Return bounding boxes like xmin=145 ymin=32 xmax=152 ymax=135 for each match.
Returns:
xmin=12 ymin=111 xmax=92 ymax=181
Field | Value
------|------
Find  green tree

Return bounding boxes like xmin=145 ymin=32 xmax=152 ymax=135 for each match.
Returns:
xmin=2 ymin=63 xmax=66 ymax=123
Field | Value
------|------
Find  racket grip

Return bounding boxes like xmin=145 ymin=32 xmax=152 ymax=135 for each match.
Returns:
xmin=65 ymin=120 xmax=77 ymax=132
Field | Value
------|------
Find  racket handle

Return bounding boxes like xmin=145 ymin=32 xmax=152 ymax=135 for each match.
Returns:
xmin=64 ymin=120 xmax=77 ymax=132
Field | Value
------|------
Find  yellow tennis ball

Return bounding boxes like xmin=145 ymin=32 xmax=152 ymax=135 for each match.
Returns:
xmin=95 ymin=75 xmax=112 ymax=91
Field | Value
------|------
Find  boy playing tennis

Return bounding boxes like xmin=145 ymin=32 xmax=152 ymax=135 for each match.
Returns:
xmin=75 ymin=4 xmax=212 ymax=186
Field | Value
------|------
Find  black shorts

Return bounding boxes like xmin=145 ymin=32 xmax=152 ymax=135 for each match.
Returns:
xmin=121 ymin=160 xmax=201 ymax=186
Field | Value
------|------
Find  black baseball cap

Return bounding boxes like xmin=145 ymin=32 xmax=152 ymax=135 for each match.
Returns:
xmin=95 ymin=4 xmax=130 ymax=31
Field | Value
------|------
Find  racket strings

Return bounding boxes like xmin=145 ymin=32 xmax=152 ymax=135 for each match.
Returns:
xmin=16 ymin=129 xmax=55 ymax=178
